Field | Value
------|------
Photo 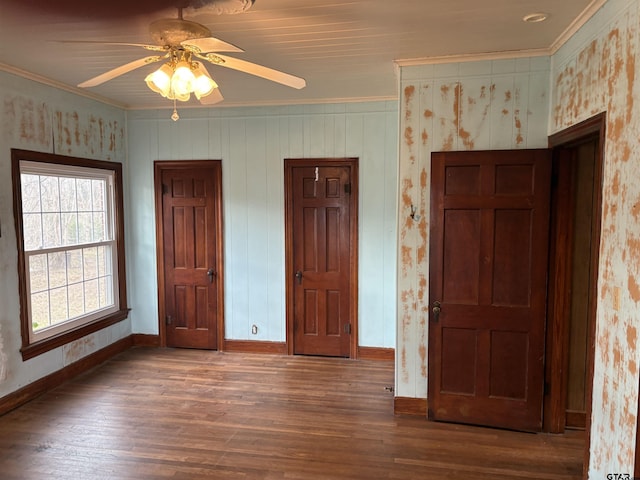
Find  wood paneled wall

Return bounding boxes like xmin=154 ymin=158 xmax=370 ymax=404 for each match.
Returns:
xmin=126 ymin=102 xmax=398 ymax=348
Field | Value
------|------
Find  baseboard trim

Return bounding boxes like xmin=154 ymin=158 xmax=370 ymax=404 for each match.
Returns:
xmin=394 ymin=396 xmax=428 ymax=416
xmin=132 ymin=334 xmax=161 ymax=347
xmin=0 ymin=335 xmax=132 ymax=417
xmin=565 ymin=410 xmax=586 ymax=430
xmin=357 ymin=347 xmax=394 ymax=361
xmin=222 ymin=340 xmax=287 ymax=354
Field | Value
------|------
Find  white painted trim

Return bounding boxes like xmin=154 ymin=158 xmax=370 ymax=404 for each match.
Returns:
xmin=0 ymin=62 xmax=127 ymax=109
xmin=549 ymin=0 xmax=607 ymax=54
xmin=394 ymin=48 xmax=550 ymax=67
xmin=131 ymin=95 xmax=399 ymax=110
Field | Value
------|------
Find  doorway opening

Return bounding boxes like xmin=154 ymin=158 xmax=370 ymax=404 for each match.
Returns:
xmin=546 ymin=113 xmax=605 ymax=477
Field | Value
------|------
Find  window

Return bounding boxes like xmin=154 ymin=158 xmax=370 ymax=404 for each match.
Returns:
xmin=12 ymin=150 xmax=128 ymax=360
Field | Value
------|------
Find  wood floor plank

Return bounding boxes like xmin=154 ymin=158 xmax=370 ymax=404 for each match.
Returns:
xmin=0 ymin=348 xmax=584 ymax=479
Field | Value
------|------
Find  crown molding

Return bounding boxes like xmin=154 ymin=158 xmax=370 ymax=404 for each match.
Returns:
xmin=0 ymin=62 xmax=127 ymax=109
xmin=549 ymin=0 xmax=607 ymax=54
xmin=130 ymin=95 xmax=398 ymax=111
xmin=395 ymin=48 xmax=550 ymax=67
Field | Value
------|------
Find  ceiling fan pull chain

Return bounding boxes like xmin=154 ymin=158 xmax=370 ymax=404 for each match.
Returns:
xmin=171 ymin=98 xmax=180 ymax=121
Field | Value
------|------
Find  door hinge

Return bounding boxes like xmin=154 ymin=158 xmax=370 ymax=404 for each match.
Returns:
xmin=344 ymin=183 xmax=351 ymax=194
xmin=162 ymin=183 xmax=169 ymax=194
xmin=544 ymin=381 xmax=550 ymax=395
xmin=343 ymin=323 xmax=351 ymax=334
xmin=166 ymin=315 xmax=172 ymax=325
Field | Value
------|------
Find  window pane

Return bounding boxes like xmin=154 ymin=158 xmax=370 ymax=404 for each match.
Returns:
xmin=42 ymin=213 xmax=61 ymax=248
xmin=84 ymin=279 xmax=99 ymax=311
xmin=61 ymin=212 xmax=78 ymax=245
xmin=97 ymin=246 xmax=106 ymax=276
xmin=92 ymin=179 xmax=105 ymax=211
xmin=31 ymin=291 xmax=50 ymax=332
xmin=93 ymin=212 xmax=105 ymax=241
xmin=29 ymin=254 xmax=49 ymax=293
xmin=68 ymin=283 xmax=85 ymax=319
xmin=47 ymin=251 xmax=67 ymax=289
xmin=83 ymin=247 xmax=98 ymax=280
xmin=21 ymin=174 xmax=41 ymax=213
xmin=40 ymin=176 xmax=60 ymax=212
xmin=98 ymin=276 xmax=107 ymax=308
xmin=78 ymin=213 xmax=93 ymax=243
xmin=49 ymin=287 xmax=68 ymax=325
xmin=67 ymin=250 xmax=83 ymax=284
xmin=104 ymin=275 xmax=114 ymax=306
xmin=59 ymin=177 xmax=77 ymax=212
xmin=76 ymin=179 xmax=92 ymax=212
xmin=23 ymin=213 xmax=43 ymax=251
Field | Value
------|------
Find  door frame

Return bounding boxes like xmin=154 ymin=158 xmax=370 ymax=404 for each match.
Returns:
xmin=545 ymin=113 xmax=605 ymax=476
xmin=284 ymin=158 xmax=359 ymax=358
xmin=154 ymin=160 xmax=225 ymax=350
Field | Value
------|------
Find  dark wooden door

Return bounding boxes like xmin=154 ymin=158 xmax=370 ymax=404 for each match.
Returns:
xmin=428 ymin=149 xmax=551 ymax=431
xmin=156 ymin=161 xmax=223 ymax=350
xmin=287 ymin=161 xmax=356 ymax=357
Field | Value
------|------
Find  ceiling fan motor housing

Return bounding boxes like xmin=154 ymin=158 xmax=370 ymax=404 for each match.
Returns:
xmin=150 ymin=19 xmax=212 ymax=46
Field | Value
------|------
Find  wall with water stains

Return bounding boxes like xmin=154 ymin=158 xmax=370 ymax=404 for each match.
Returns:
xmin=0 ymin=70 xmax=130 ymax=399
xmin=396 ymin=59 xmax=550 ymax=397
xmin=551 ymin=0 xmax=640 ymax=475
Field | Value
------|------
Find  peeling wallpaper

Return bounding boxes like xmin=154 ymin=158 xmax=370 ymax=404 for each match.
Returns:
xmin=397 ymin=0 xmax=640 ymax=475
xmin=397 ymin=57 xmax=550 ymax=398
xmin=551 ymin=0 xmax=640 ymax=475
xmin=0 ymin=71 xmax=130 ymax=399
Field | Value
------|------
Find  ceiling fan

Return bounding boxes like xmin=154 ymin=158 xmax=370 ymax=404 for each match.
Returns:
xmin=73 ymin=8 xmax=306 ymax=107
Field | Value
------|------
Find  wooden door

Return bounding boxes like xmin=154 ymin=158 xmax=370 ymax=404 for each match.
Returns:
xmin=428 ymin=149 xmax=551 ymax=431
xmin=285 ymin=159 xmax=358 ymax=357
xmin=155 ymin=161 xmax=224 ymax=350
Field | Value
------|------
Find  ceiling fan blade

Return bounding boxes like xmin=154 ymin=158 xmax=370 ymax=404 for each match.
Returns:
xmin=202 ymin=53 xmax=306 ymax=89
xmin=182 ymin=37 xmax=243 ymax=53
xmin=78 ymin=55 xmax=166 ymax=88
xmin=200 ymin=88 xmax=224 ymax=105
xmin=56 ymin=40 xmax=167 ymax=52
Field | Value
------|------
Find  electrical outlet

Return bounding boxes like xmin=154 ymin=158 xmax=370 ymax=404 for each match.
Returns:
xmin=251 ymin=324 xmax=258 ymax=335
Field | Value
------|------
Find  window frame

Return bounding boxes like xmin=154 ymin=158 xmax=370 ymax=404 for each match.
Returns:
xmin=11 ymin=149 xmax=129 ymax=360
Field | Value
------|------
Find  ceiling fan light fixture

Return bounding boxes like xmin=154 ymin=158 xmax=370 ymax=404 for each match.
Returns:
xmin=144 ymin=63 xmax=173 ymax=97
xmin=192 ymin=63 xmax=218 ymax=99
xmin=171 ymin=60 xmax=196 ymax=97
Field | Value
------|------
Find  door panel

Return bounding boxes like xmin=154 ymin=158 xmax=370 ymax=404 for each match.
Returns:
xmin=429 ymin=149 xmax=551 ymax=432
xmin=156 ymin=162 xmax=223 ymax=350
xmin=287 ymin=161 xmax=356 ymax=357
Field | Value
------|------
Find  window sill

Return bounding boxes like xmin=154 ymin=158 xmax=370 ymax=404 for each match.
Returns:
xmin=20 ymin=308 xmax=130 ymax=361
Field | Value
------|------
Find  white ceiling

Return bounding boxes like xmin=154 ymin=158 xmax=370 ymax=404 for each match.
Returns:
xmin=0 ymin=0 xmax=599 ymax=110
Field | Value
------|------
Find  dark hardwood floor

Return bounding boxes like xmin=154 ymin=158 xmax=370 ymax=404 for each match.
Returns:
xmin=0 ymin=348 xmax=584 ymax=479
